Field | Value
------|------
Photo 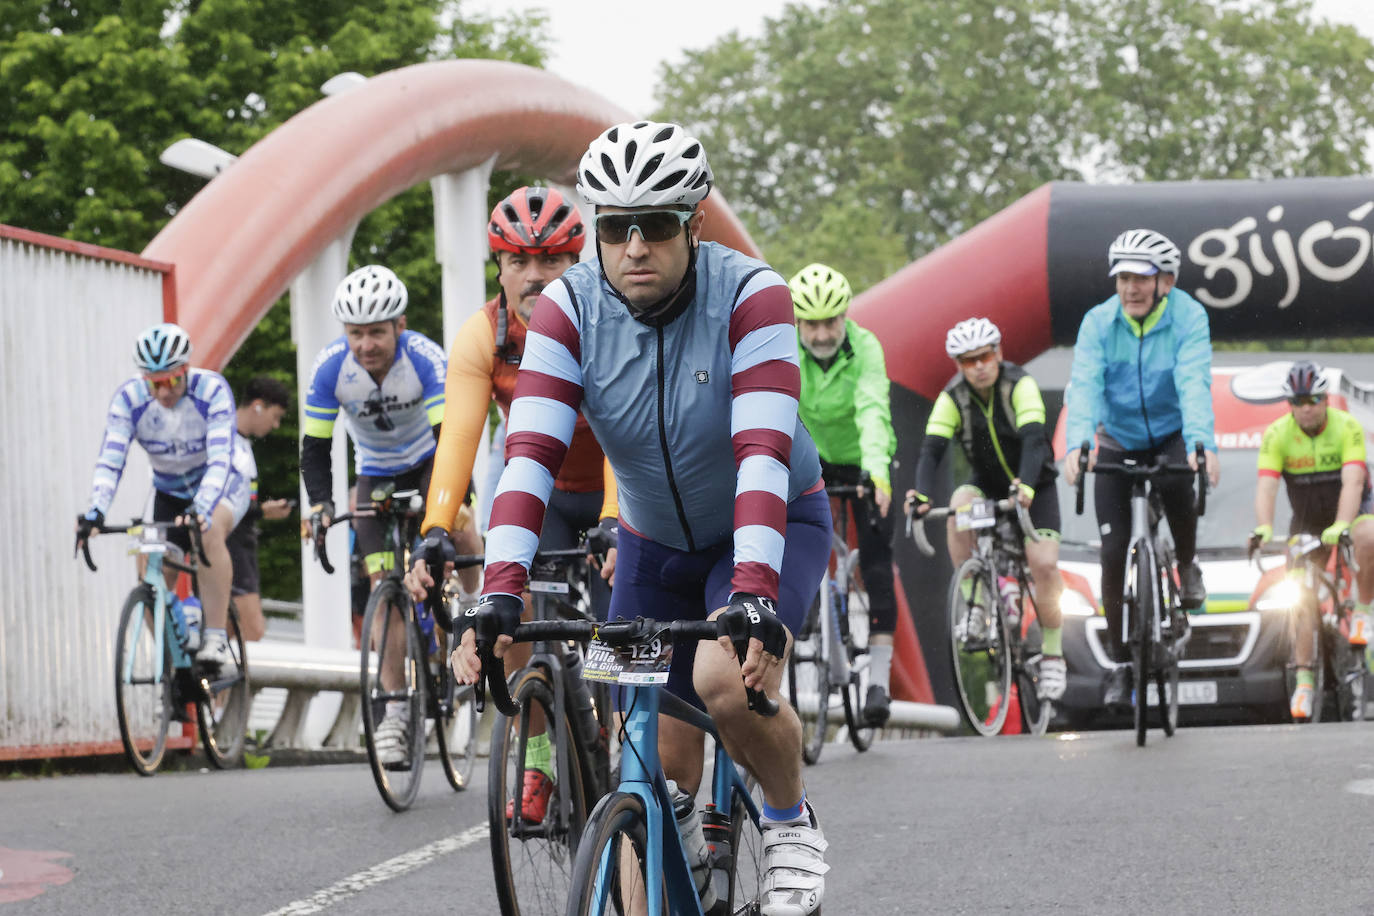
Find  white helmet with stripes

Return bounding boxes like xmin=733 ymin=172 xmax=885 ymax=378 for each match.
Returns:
xmin=1107 ymin=229 xmax=1181 ymax=277
xmin=331 ymin=265 xmax=408 ymax=324
xmin=577 ymin=121 xmax=713 ymax=208
xmin=944 ymin=318 xmax=1002 ymax=358
xmin=133 ymin=322 xmax=193 ymax=373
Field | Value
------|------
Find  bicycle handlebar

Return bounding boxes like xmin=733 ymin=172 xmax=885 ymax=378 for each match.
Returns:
xmin=473 ymin=615 xmax=779 ymax=719
xmin=77 ymin=519 xmax=209 ymax=573
xmin=1073 ymin=440 xmax=1208 ymax=518
xmin=904 ymin=487 xmax=1038 ymax=557
xmin=824 ymin=473 xmax=882 ymax=532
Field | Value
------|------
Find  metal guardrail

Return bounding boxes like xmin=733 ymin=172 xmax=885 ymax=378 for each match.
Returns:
xmin=790 ymin=693 xmax=961 ymax=735
xmin=248 ymin=640 xmax=363 ymax=750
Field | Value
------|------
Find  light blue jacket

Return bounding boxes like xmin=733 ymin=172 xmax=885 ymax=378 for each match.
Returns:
xmin=1065 ymin=287 xmax=1216 ymax=453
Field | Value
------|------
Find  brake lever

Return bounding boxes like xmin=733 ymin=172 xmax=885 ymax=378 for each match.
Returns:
xmin=717 ymin=613 xmax=780 ymax=717
xmin=80 ymin=536 xmax=98 ymax=572
xmin=477 ymin=641 xmax=520 ymax=716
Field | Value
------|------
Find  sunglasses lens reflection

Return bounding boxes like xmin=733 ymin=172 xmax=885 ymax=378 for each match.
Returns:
xmin=595 ymin=211 xmax=688 ymax=244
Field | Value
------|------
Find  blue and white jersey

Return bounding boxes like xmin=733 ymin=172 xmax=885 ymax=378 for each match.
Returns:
xmin=87 ymin=369 xmax=237 ymax=518
xmin=303 ymin=330 xmax=447 ymax=475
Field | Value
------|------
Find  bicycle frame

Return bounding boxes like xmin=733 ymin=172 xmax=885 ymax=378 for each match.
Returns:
xmin=590 ymin=683 xmax=761 ymax=915
xmin=1122 ymin=480 xmax=1163 ymax=657
xmin=119 ymin=527 xmax=199 ymax=685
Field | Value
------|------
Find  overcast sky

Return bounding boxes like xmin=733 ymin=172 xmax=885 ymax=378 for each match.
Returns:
xmin=467 ymin=0 xmax=1374 ymax=118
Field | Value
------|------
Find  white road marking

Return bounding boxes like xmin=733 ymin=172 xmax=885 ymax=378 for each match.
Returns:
xmin=262 ymin=822 xmax=489 ymax=915
xmin=1344 ymin=779 xmax=1374 ymax=797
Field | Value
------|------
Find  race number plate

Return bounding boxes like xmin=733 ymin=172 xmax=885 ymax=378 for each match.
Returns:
xmin=1146 ymin=680 xmax=1218 ymax=706
xmin=582 ymin=632 xmax=673 ymax=685
xmin=955 ymin=499 xmax=997 ymax=531
xmin=529 ymin=579 xmax=569 ymax=594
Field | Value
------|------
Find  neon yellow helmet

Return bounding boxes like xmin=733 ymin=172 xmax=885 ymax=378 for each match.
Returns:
xmin=789 ymin=263 xmax=852 ymax=320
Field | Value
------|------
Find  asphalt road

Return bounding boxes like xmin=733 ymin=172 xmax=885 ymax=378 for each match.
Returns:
xmin=5 ymin=722 xmax=1374 ymax=914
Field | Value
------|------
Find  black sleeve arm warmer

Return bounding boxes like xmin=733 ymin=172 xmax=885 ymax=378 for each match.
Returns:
xmin=301 ymin=435 xmax=334 ymax=506
xmin=431 ymin=422 xmax=441 ymax=445
xmin=914 ymin=435 xmax=951 ymax=500
xmin=1016 ymin=422 xmax=1050 ymax=487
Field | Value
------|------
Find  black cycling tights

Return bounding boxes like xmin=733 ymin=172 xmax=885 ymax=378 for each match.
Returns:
xmin=1095 ymin=434 xmax=1197 ymax=664
xmin=820 ymin=461 xmax=897 ymax=635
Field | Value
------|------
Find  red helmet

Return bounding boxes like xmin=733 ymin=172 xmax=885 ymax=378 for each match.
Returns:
xmin=488 ymin=186 xmax=586 ymax=256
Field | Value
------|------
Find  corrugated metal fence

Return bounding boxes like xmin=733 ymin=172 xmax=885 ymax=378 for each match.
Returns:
xmin=1 ymin=225 xmax=172 ymax=758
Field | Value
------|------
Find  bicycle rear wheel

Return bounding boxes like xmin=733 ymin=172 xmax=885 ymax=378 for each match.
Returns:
xmin=490 ymin=666 xmax=588 ymax=916
xmin=566 ymin=792 xmax=665 ymax=916
xmin=197 ymin=600 xmax=249 ymax=768
xmin=720 ymin=773 xmax=765 ymax=916
xmin=1328 ymin=622 xmax=1366 ymax=721
xmin=1127 ymin=550 xmax=1155 ymax=747
xmin=114 ymin=585 xmax=173 ymax=776
xmin=360 ymin=580 xmax=427 ymax=811
xmin=1014 ymin=610 xmax=1051 ymax=737
xmin=948 ymin=557 xmax=1010 ymax=736
xmin=788 ymin=595 xmax=831 ymax=764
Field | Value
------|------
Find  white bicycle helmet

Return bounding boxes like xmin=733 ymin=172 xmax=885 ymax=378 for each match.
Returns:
xmin=576 ymin=121 xmax=713 ymax=208
xmin=133 ymin=322 xmax=193 ymax=373
xmin=331 ymin=265 xmax=408 ymax=324
xmin=944 ymin=318 xmax=1002 ymax=358
xmin=1107 ymin=229 xmax=1181 ymax=277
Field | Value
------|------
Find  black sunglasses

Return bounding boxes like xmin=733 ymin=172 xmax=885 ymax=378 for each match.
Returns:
xmin=593 ymin=209 xmax=693 ymax=245
xmin=365 ymin=389 xmax=395 ymax=432
xmin=1288 ymin=395 xmax=1326 ymax=407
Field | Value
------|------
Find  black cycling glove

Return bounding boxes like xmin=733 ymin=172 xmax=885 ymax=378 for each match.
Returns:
xmin=418 ymin=527 xmax=456 ymax=567
xmin=455 ymin=593 xmax=523 ymax=646
xmin=722 ymin=592 xmax=788 ymax=659
xmin=586 ymin=518 xmax=619 ymax=557
xmin=75 ymin=510 xmax=103 ymax=554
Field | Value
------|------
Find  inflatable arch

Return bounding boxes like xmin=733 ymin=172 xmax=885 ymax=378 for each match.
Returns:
xmin=142 ymin=59 xmax=762 ymax=369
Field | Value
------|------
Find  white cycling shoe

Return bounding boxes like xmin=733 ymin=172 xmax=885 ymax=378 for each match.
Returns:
xmin=761 ymin=803 xmax=829 ymax=916
xmin=374 ymin=713 xmax=410 ymax=766
xmin=1038 ymin=655 xmax=1067 ymax=701
xmin=195 ymin=632 xmax=234 ymax=675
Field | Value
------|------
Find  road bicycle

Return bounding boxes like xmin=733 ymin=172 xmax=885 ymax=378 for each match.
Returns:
xmin=1075 ymin=443 xmax=1206 ymax=747
xmin=1250 ymin=530 xmax=1367 ymax=723
xmin=909 ymin=488 xmax=1050 ymax=736
xmin=80 ymin=519 xmax=249 ymax=775
xmin=313 ymin=481 xmax=480 ymax=811
xmin=474 ymin=614 xmax=772 ymax=915
xmin=788 ymin=481 xmax=876 ymax=764
xmin=488 ymin=544 xmax=615 ymax=916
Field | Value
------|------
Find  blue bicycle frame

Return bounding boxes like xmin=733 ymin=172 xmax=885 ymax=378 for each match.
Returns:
xmin=121 ymin=531 xmax=195 ymax=689
xmin=588 ymin=681 xmax=762 ymax=915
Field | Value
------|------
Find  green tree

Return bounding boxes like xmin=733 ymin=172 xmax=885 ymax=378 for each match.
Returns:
xmin=2 ymin=1 xmax=550 ymax=601
xmin=655 ymin=0 xmax=1374 ymax=292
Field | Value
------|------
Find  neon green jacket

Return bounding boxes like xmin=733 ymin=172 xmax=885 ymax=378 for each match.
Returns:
xmin=797 ymin=319 xmax=897 ymax=491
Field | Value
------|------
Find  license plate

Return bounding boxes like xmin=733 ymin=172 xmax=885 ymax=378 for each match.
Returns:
xmin=1145 ymin=680 xmax=1217 ymax=706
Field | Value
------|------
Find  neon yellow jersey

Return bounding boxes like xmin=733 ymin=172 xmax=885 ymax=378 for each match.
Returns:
xmin=1257 ymin=407 xmax=1369 ymax=534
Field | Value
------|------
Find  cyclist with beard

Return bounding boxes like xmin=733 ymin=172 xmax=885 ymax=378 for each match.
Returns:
xmin=407 ymin=185 xmax=609 ymax=824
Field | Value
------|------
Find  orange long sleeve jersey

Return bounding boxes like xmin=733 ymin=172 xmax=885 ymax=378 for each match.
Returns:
xmin=422 ymin=296 xmax=606 ymax=534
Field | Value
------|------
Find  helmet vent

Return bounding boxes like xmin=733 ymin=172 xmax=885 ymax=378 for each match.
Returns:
xmin=637 ymin=153 xmax=664 ymax=186
xmin=623 ymin=139 xmax=638 ymax=173
xmin=653 ymin=125 xmax=675 ymax=143
xmin=651 ymin=169 xmax=686 ymax=192
xmin=600 ymin=152 xmax=618 ymax=182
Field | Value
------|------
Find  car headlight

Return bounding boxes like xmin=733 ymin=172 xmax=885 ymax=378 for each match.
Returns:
xmin=1059 ymin=588 xmax=1098 ymax=617
xmin=1255 ymin=578 xmax=1302 ymax=612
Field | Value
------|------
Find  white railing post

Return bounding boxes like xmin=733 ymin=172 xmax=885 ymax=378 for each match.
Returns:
xmin=291 ymin=226 xmax=357 ymax=745
xmin=431 ymin=158 xmax=497 ymax=525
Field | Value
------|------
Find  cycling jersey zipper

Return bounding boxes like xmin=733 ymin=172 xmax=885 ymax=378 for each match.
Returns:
xmin=656 ymin=326 xmax=696 ymax=551
xmin=1135 ymin=326 xmax=1156 ymax=448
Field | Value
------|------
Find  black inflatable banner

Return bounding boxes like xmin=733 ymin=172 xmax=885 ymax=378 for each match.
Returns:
xmin=1048 ymin=177 xmax=1374 ymax=344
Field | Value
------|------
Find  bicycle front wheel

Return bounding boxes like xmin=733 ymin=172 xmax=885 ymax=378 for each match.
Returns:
xmin=1127 ymin=550 xmax=1156 ymax=747
xmin=360 ymin=580 xmax=427 ymax=811
xmin=435 ymin=671 xmax=478 ymax=791
xmin=491 ymin=666 xmax=589 ymax=916
xmin=566 ymin=792 xmax=665 ymax=916
xmin=114 ymin=585 xmax=173 ymax=776
xmin=838 ymin=566 xmax=875 ymax=752
xmin=197 ymin=600 xmax=249 ymax=768
xmin=948 ymin=557 xmax=1010 ymax=736
xmin=788 ymin=596 xmax=831 ymax=764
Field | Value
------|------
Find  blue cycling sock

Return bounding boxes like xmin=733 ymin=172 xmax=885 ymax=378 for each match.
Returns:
xmin=761 ymin=794 xmax=807 ymax=825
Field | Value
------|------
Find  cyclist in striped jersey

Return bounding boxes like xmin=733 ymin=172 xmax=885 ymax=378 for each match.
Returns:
xmin=450 ymin=122 xmax=832 ymax=916
xmin=76 ymin=322 xmax=249 ymax=673
xmin=302 ymin=264 xmax=447 ymax=764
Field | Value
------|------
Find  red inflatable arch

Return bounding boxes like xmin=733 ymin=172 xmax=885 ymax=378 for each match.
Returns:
xmin=142 ymin=59 xmax=762 ymax=370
